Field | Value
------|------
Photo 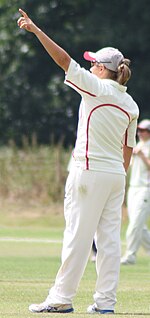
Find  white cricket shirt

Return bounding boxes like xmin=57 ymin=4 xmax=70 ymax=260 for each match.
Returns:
xmin=129 ymin=140 xmax=150 ymax=187
xmin=65 ymin=59 xmax=139 ymax=175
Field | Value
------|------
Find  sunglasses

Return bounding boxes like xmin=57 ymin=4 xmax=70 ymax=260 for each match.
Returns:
xmin=91 ymin=60 xmax=112 ymax=67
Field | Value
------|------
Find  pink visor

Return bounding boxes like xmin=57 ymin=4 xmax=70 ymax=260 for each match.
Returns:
xmin=83 ymin=51 xmax=96 ymax=61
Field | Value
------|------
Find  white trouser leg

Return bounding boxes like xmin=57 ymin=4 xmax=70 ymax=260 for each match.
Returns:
xmin=125 ymin=187 xmax=150 ymax=261
xmin=141 ymin=225 xmax=150 ymax=251
xmin=94 ymin=174 xmax=125 ymax=310
xmin=47 ymin=168 xmax=103 ymax=304
xmin=47 ymin=168 xmax=125 ymax=309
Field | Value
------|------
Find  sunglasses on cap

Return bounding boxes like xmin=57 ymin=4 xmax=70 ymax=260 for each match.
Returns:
xmin=91 ymin=60 xmax=112 ymax=67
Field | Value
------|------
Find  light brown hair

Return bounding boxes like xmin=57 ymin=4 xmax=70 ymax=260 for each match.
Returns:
xmin=107 ymin=59 xmax=131 ymax=85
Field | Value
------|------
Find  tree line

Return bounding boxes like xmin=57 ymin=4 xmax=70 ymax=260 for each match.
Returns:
xmin=1 ymin=0 xmax=150 ymax=146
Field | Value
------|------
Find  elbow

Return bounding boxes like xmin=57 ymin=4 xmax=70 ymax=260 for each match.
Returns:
xmin=58 ymin=55 xmax=71 ymax=72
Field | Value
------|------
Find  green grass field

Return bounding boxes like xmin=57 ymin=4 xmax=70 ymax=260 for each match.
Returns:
xmin=0 ymin=209 xmax=150 ymax=318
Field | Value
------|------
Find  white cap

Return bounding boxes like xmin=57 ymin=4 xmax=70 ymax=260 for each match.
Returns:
xmin=137 ymin=119 xmax=150 ymax=131
xmin=84 ymin=47 xmax=124 ymax=72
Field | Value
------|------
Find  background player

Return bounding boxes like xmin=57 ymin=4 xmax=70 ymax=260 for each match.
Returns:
xmin=121 ymin=119 xmax=150 ymax=265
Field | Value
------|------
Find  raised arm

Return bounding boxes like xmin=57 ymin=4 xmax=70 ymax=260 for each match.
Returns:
xmin=17 ymin=9 xmax=71 ymax=72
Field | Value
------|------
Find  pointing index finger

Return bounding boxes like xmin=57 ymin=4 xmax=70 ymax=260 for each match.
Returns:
xmin=19 ymin=8 xmax=28 ymax=18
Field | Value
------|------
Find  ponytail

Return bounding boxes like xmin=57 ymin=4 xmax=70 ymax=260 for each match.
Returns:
xmin=116 ymin=59 xmax=131 ymax=85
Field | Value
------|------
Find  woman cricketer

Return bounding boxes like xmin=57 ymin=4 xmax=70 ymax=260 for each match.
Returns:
xmin=17 ymin=9 xmax=139 ymax=314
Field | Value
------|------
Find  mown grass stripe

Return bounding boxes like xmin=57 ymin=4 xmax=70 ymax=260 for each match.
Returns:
xmin=0 ymin=237 xmax=62 ymax=243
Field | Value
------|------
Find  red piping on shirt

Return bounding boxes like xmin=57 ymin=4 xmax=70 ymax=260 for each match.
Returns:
xmin=86 ymin=104 xmax=130 ymax=170
xmin=65 ymin=80 xmax=97 ymax=97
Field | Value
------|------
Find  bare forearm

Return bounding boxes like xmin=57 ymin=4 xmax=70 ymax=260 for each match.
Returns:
xmin=34 ymin=28 xmax=71 ymax=72
xmin=123 ymin=145 xmax=133 ymax=172
xmin=17 ymin=9 xmax=71 ymax=72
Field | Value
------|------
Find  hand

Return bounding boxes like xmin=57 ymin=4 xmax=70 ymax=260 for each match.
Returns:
xmin=133 ymin=146 xmax=144 ymax=158
xmin=133 ymin=145 xmax=141 ymax=155
xmin=17 ymin=8 xmax=38 ymax=33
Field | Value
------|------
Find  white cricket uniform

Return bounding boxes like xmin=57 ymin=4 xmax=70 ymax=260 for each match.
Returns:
xmin=125 ymin=140 xmax=150 ymax=263
xmin=47 ymin=59 xmax=139 ymax=310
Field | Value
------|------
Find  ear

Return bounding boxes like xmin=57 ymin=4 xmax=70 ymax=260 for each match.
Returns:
xmin=99 ymin=63 xmax=106 ymax=73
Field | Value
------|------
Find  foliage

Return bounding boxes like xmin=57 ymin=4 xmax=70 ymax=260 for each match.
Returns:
xmin=0 ymin=0 xmax=150 ymax=145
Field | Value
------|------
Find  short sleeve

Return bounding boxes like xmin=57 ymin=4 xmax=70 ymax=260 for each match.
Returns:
xmin=123 ymin=117 xmax=138 ymax=147
xmin=64 ymin=59 xmax=107 ymax=97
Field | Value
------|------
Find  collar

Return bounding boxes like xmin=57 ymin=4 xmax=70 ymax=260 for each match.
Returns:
xmin=103 ymin=79 xmax=127 ymax=92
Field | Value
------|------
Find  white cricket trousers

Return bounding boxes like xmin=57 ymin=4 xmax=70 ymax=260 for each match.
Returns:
xmin=125 ymin=187 xmax=150 ymax=262
xmin=47 ymin=167 xmax=125 ymax=310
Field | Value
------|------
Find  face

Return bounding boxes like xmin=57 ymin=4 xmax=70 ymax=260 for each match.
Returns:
xmin=137 ymin=129 xmax=150 ymax=141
